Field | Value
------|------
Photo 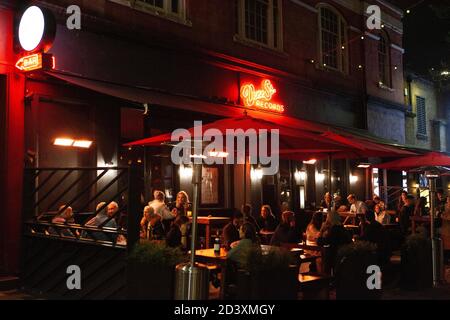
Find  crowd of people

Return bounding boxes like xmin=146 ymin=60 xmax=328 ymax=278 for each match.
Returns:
xmin=43 ymin=186 xmax=450 ymax=268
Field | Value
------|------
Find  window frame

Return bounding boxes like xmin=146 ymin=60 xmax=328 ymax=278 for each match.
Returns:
xmin=109 ymin=0 xmax=190 ymax=25
xmin=378 ymin=31 xmax=392 ymax=88
xmin=235 ymin=0 xmax=284 ymax=51
xmin=317 ymin=4 xmax=349 ymax=74
xmin=416 ymin=96 xmax=427 ymax=138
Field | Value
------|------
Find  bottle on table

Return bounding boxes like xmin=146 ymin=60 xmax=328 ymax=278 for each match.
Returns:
xmin=214 ymin=236 xmax=221 ymax=255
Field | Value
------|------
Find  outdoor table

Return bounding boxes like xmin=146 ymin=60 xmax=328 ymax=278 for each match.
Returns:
xmin=194 ymin=245 xmax=318 ymax=299
xmin=259 ymin=230 xmax=275 ymax=244
xmin=194 ymin=247 xmax=229 ymax=299
xmin=189 ymin=216 xmax=230 ymax=249
xmin=410 ymin=215 xmax=431 ymax=233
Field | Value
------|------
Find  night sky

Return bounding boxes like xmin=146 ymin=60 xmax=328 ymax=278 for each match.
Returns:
xmin=392 ymin=0 xmax=450 ymax=76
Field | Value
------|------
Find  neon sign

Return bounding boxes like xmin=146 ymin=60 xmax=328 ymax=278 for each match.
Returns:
xmin=240 ymin=79 xmax=285 ymax=113
xmin=15 ymin=53 xmax=55 ymax=72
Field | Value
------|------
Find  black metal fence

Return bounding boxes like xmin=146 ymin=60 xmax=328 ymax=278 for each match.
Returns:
xmin=20 ymin=166 xmax=141 ymax=299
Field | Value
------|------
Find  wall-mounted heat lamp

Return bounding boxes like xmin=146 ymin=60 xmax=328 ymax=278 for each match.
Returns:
xmin=303 ymin=159 xmax=317 ymax=165
xmin=357 ymin=163 xmax=371 ymax=169
xmin=53 ymin=138 xmax=93 ymax=149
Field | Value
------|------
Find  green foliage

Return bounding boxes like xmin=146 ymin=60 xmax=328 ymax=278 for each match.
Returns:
xmin=129 ymin=241 xmax=187 ymax=267
xmin=337 ymin=241 xmax=377 ymax=262
xmin=404 ymin=233 xmax=432 ymax=253
xmin=242 ymin=245 xmax=294 ymax=273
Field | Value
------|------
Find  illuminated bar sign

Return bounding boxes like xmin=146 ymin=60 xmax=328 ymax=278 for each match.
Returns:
xmin=15 ymin=53 xmax=55 ymax=72
xmin=240 ymin=79 xmax=285 ymax=113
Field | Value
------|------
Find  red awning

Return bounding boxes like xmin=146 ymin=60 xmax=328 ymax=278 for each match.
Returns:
xmin=44 ymin=71 xmax=416 ymax=160
xmin=376 ymin=152 xmax=450 ymax=170
xmin=124 ymin=115 xmax=348 ymax=152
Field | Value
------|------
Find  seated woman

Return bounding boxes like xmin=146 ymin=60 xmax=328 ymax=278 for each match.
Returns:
xmin=166 ymin=215 xmax=190 ymax=249
xmin=256 ymin=205 xmax=278 ymax=232
xmin=49 ymin=205 xmax=76 ymax=237
xmin=318 ymin=210 xmax=352 ymax=274
xmin=270 ymin=211 xmax=299 ymax=246
xmin=306 ymin=211 xmax=323 ymax=246
xmin=302 ymin=211 xmax=323 ymax=273
xmin=374 ymin=203 xmax=391 ymax=225
xmin=320 ymin=192 xmax=332 ymax=210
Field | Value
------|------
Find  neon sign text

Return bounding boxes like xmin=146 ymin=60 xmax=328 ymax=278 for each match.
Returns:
xmin=240 ymin=79 xmax=285 ymax=113
xmin=15 ymin=53 xmax=55 ymax=72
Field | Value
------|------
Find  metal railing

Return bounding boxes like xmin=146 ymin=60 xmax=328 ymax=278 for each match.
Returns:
xmin=22 ymin=166 xmax=141 ymax=251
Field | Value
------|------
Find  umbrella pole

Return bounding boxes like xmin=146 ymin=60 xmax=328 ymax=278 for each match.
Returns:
xmin=429 ymin=177 xmax=438 ymax=288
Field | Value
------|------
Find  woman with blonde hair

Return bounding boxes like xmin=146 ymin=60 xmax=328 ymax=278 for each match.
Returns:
xmin=170 ymin=191 xmax=190 ymax=217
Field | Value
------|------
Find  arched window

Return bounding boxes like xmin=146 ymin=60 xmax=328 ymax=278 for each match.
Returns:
xmin=378 ymin=32 xmax=391 ymax=87
xmin=318 ymin=5 xmax=348 ymax=73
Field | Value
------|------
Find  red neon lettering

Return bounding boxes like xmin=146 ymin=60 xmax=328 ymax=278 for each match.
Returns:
xmin=240 ymin=79 xmax=285 ymax=113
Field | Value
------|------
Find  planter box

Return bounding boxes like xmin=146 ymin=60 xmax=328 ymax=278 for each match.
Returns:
xmin=127 ymin=262 xmax=176 ymax=300
xmin=335 ymin=253 xmax=382 ymax=300
xmin=236 ymin=266 xmax=298 ymax=300
xmin=400 ymin=242 xmax=432 ymax=290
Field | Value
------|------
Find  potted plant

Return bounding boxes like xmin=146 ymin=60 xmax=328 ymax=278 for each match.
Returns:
xmin=400 ymin=233 xmax=432 ymax=290
xmin=335 ymin=241 xmax=381 ymax=300
xmin=127 ymin=241 xmax=187 ymax=299
xmin=236 ymin=246 xmax=297 ymax=300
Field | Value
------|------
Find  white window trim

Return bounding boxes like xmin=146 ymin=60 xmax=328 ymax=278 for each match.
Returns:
xmin=235 ymin=0 xmax=284 ymax=52
xmin=109 ymin=0 xmax=191 ymax=26
xmin=317 ymin=4 xmax=349 ymax=74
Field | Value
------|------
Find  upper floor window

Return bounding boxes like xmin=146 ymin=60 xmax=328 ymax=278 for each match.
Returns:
xmin=110 ymin=0 xmax=188 ymax=23
xmin=236 ymin=0 xmax=283 ymax=50
xmin=318 ymin=5 xmax=348 ymax=73
xmin=378 ymin=32 xmax=391 ymax=87
xmin=416 ymin=96 xmax=427 ymax=137
xmin=138 ymin=0 xmax=185 ymax=16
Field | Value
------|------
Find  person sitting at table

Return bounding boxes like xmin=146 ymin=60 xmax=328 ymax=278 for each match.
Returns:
xmin=318 ymin=210 xmax=351 ymax=274
xmin=398 ymin=194 xmax=415 ymax=236
xmin=306 ymin=212 xmax=323 ymax=246
xmin=360 ymin=210 xmax=391 ymax=265
xmin=82 ymin=201 xmax=118 ymax=241
xmin=166 ymin=215 xmax=189 ymax=249
xmin=222 ymin=212 xmax=244 ymax=250
xmin=334 ymin=193 xmax=348 ymax=212
xmin=140 ymin=206 xmax=165 ymax=240
xmin=227 ymin=222 xmax=260 ymax=265
xmin=170 ymin=191 xmax=191 ymax=217
xmin=414 ymin=196 xmax=429 ymax=217
xmin=241 ymin=203 xmax=260 ymax=230
xmin=270 ymin=211 xmax=299 ymax=246
xmin=256 ymin=205 xmax=278 ymax=232
xmin=149 ymin=190 xmax=174 ymax=220
xmin=320 ymin=192 xmax=332 ymax=210
xmin=347 ymin=194 xmax=368 ymax=215
xmin=49 ymin=205 xmax=76 ymax=237
xmin=374 ymin=203 xmax=391 ymax=225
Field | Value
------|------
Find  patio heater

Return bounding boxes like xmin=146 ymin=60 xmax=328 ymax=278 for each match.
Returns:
xmin=424 ymin=169 xmax=446 ymax=288
xmin=174 ymin=150 xmax=210 ymax=300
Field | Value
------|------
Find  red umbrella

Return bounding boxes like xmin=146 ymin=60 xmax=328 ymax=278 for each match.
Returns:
xmin=376 ymin=152 xmax=450 ymax=170
xmin=124 ymin=115 xmax=349 ymax=151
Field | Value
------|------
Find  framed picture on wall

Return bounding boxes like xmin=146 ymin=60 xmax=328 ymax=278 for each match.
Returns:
xmin=200 ymin=166 xmax=223 ymax=207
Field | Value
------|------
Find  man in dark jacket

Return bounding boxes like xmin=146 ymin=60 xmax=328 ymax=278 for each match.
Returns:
xmin=222 ymin=212 xmax=244 ymax=250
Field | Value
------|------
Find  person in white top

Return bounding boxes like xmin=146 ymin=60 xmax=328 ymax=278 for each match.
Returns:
xmin=374 ymin=203 xmax=391 ymax=225
xmin=148 ymin=190 xmax=174 ymax=221
xmin=347 ymin=194 xmax=368 ymax=214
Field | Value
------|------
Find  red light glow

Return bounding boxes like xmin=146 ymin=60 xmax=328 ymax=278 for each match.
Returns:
xmin=240 ymin=79 xmax=285 ymax=113
xmin=15 ymin=53 xmax=55 ymax=72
